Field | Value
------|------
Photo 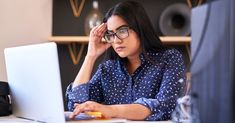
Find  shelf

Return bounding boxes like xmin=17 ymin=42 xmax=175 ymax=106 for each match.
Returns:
xmin=49 ymin=36 xmax=191 ymax=65
xmin=48 ymin=36 xmax=191 ymax=45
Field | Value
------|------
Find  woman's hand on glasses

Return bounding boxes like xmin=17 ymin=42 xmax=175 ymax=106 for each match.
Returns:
xmin=87 ymin=23 xmax=111 ymax=59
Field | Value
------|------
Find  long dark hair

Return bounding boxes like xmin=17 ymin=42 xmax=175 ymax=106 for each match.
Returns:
xmin=103 ymin=1 xmax=166 ymax=60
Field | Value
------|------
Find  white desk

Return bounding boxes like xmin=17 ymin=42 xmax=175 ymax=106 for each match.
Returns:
xmin=0 ymin=115 xmax=172 ymax=123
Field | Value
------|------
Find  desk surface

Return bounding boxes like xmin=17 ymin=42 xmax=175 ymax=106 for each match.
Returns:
xmin=0 ymin=115 xmax=172 ymax=123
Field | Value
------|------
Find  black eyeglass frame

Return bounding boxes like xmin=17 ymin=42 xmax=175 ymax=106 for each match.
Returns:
xmin=103 ymin=25 xmax=130 ymax=43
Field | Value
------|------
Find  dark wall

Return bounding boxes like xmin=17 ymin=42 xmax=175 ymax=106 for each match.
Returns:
xmin=53 ymin=0 xmax=190 ymax=110
xmin=53 ymin=0 xmax=188 ymax=36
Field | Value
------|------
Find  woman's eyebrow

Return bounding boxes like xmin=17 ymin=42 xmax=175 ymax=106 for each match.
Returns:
xmin=116 ymin=25 xmax=128 ymax=30
xmin=107 ymin=25 xmax=129 ymax=32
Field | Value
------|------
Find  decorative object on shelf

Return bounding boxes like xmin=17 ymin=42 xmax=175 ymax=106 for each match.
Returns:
xmin=84 ymin=0 xmax=103 ymax=35
xmin=186 ymin=0 xmax=203 ymax=8
xmin=68 ymin=43 xmax=85 ymax=65
xmin=70 ymin=0 xmax=86 ymax=17
xmin=159 ymin=3 xmax=191 ymax=36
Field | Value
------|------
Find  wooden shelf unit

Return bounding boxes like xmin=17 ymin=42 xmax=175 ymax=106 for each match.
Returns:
xmin=48 ymin=36 xmax=191 ymax=45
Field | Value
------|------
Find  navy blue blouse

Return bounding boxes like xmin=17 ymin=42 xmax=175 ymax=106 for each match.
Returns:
xmin=66 ymin=48 xmax=186 ymax=121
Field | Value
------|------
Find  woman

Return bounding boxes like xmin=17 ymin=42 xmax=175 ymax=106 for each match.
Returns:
xmin=66 ymin=1 xmax=186 ymax=121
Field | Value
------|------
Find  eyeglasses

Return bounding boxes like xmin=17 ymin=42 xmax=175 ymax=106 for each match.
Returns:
xmin=104 ymin=25 xmax=130 ymax=43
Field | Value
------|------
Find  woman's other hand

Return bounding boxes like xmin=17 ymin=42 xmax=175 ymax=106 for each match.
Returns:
xmin=69 ymin=101 xmax=114 ymax=119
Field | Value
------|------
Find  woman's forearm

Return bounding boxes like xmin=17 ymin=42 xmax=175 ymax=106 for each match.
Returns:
xmin=110 ymin=104 xmax=151 ymax=120
xmin=73 ymin=55 xmax=97 ymax=88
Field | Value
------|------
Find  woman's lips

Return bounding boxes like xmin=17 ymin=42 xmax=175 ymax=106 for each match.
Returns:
xmin=115 ymin=46 xmax=125 ymax=52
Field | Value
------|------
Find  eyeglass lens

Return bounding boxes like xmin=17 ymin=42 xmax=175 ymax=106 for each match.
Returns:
xmin=104 ymin=27 xmax=129 ymax=43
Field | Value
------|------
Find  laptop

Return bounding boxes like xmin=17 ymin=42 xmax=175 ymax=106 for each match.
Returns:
xmin=4 ymin=42 xmax=95 ymax=123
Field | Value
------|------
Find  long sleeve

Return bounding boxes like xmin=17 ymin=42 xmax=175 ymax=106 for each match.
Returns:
xmin=66 ymin=65 xmax=104 ymax=111
xmin=133 ymin=49 xmax=186 ymax=120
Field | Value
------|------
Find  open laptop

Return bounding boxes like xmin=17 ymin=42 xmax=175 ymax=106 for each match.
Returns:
xmin=4 ymin=42 xmax=96 ymax=123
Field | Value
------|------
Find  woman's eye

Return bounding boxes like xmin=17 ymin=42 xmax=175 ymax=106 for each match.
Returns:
xmin=119 ymin=29 xmax=126 ymax=33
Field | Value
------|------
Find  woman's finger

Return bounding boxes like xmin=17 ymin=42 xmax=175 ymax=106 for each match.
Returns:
xmin=91 ymin=23 xmax=106 ymax=37
xmin=73 ymin=105 xmax=82 ymax=115
xmin=90 ymin=25 xmax=99 ymax=36
xmin=96 ymin=23 xmax=107 ymax=37
xmin=73 ymin=103 xmax=79 ymax=107
xmin=69 ymin=107 xmax=80 ymax=119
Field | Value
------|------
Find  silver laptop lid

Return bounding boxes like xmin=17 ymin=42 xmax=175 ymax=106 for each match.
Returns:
xmin=4 ymin=42 xmax=65 ymax=123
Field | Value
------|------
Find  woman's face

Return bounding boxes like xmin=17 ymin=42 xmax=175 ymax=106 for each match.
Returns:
xmin=106 ymin=15 xmax=141 ymax=59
